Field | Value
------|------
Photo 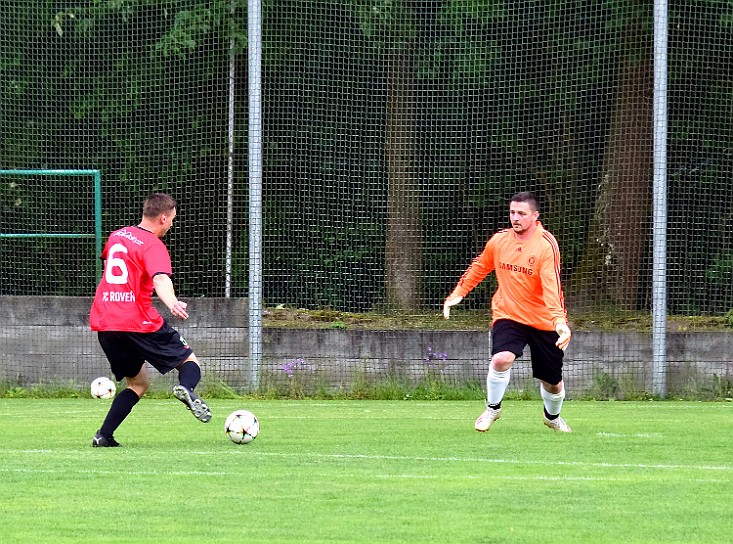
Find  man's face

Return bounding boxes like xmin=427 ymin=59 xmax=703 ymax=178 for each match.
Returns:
xmin=161 ymin=207 xmax=177 ymax=236
xmin=509 ymin=201 xmax=538 ymax=235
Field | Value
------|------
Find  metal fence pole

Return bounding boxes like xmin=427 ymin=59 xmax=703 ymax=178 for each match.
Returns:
xmin=652 ymin=0 xmax=668 ymax=398
xmin=248 ymin=0 xmax=263 ymax=390
xmin=225 ymin=0 xmax=237 ymax=299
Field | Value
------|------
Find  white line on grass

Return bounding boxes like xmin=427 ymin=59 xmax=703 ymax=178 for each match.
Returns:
xmin=237 ymin=451 xmax=733 ymax=472
xmin=0 ymin=466 xmax=228 ymax=476
xmin=375 ymin=473 xmax=728 ymax=484
xmin=0 ymin=466 xmax=726 ymax=484
xmin=4 ymin=449 xmax=732 ymax=472
xmin=596 ymin=432 xmax=663 ymax=438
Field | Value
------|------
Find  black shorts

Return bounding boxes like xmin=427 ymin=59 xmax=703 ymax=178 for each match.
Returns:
xmin=491 ymin=319 xmax=564 ymax=385
xmin=97 ymin=321 xmax=194 ymax=381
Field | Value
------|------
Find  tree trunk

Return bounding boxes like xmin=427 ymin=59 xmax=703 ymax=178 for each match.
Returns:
xmin=571 ymin=27 xmax=653 ymax=311
xmin=385 ymin=43 xmax=422 ymax=310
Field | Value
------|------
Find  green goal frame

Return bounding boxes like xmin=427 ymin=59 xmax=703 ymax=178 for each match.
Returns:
xmin=0 ymin=169 xmax=103 ymax=279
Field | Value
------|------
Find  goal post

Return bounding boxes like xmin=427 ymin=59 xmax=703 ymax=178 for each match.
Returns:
xmin=0 ymin=169 xmax=103 ymax=281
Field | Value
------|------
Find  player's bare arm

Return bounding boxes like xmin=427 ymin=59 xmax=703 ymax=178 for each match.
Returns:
xmin=152 ymin=273 xmax=188 ymax=319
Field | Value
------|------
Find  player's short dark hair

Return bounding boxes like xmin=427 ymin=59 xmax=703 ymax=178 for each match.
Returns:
xmin=143 ymin=193 xmax=177 ymax=218
xmin=510 ymin=191 xmax=539 ymax=211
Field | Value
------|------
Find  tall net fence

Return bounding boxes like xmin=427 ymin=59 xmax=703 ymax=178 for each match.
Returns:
xmin=2 ymin=1 xmax=732 ymax=398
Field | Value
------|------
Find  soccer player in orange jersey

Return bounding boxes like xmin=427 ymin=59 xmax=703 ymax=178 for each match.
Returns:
xmin=443 ymin=192 xmax=573 ymax=433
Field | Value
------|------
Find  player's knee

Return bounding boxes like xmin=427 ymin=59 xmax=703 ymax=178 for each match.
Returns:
xmin=126 ymin=376 xmax=149 ymax=397
xmin=491 ymin=351 xmax=515 ymax=371
xmin=128 ymin=384 xmax=148 ymax=398
xmin=177 ymin=355 xmax=200 ymax=369
xmin=541 ymin=380 xmax=564 ymax=395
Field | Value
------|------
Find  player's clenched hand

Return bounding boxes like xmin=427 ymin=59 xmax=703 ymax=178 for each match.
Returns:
xmin=555 ymin=323 xmax=571 ymax=351
xmin=443 ymin=294 xmax=463 ymax=319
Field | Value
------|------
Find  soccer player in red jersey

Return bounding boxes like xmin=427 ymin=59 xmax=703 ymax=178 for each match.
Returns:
xmin=89 ymin=193 xmax=211 ymax=447
xmin=443 ymin=192 xmax=573 ymax=433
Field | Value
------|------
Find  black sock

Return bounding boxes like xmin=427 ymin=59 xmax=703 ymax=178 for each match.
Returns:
xmin=488 ymin=402 xmax=501 ymax=410
xmin=178 ymin=361 xmax=201 ymax=391
xmin=99 ymin=388 xmax=140 ymax=438
xmin=544 ymin=408 xmax=559 ymax=421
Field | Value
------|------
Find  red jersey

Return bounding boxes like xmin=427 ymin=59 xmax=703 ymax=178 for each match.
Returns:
xmin=90 ymin=226 xmax=172 ymax=332
xmin=451 ymin=221 xmax=567 ymax=331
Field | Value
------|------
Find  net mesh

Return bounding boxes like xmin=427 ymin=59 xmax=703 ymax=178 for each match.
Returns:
xmin=1 ymin=1 xmax=732 ymax=398
xmin=0 ymin=172 xmax=99 ymax=295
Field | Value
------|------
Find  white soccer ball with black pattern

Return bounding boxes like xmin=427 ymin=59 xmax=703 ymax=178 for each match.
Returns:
xmin=225 ymin=409 xmax=259 ymax=444
xmin=90 ymin=376 xmax=116 ymax=399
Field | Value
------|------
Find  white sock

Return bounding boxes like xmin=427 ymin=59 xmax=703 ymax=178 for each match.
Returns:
xmin=487 ymin=368 xmax=511 ymax=407
xmin=541 ymin=386 xmax=565 ymax=417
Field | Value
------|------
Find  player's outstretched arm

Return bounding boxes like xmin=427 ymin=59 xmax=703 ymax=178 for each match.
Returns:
xmin=443 ymin=294 xmax=463 ymax=319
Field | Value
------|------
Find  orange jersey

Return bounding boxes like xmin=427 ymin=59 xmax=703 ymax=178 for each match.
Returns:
xmin=451 ymin=221 xmax=567 ymax=331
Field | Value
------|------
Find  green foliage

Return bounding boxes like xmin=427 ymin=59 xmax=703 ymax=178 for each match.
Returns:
xmin=707 ymin=252 xmax=733 ymax=284
xmin=251 ymin=357 xmax=489 ymax=401
xmin=588 ymin=371 xmax=621 ymax=399
xmin=576 ymin=371 xmax=653 ymax=401
xmin=2 ymin=357 xmax=731 ymax=401
xmin=199 ymin=378 xmax=241 ymax=399
xmin=672 ymin=371 xmax=733 ymax=401
xmin=0 ymin=381 xmax=82 ymax=399
xmin=4 ymin=1 xmax=733 ymax=315
xmin=710 ymin=373 xmax=733 ymax=400
xmin=504 ymin=382 xmax=542 ymax=401
xmin=371 ymin=375 xmax=412 ymax=400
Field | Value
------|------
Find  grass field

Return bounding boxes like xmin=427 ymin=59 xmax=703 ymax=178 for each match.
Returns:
xmin=1 ymin=399 xmax=731 ymax=544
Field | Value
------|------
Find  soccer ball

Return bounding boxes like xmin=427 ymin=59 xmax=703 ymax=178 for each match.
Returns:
xmin=224 ymin=410 xmax=259 ymax=444
xmin=90 ymin=377 xmax=116 ymax=399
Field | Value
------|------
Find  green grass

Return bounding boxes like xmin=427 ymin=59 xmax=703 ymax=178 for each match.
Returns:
xmin=0 ymin=399 xmax=731 ymax=543
xmin=262 ymin=306 xmax=733 ymax=332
